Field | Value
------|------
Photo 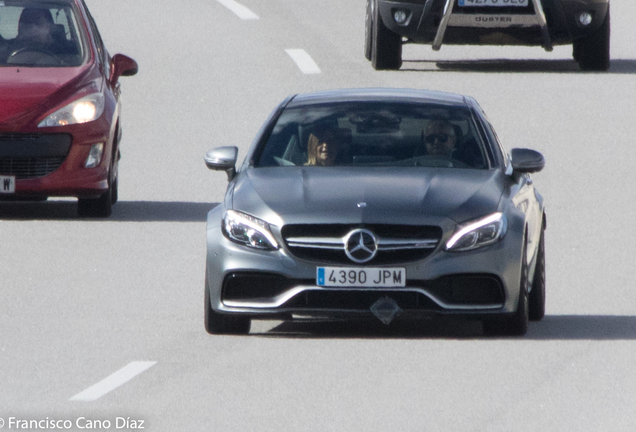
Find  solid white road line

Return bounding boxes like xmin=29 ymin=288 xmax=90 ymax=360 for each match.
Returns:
xmin=216 ymin=0 xmax=259 ymax=20
xmin=285 ymin=49 xmax=321 ymax=75
xmin=70 ymin=361 xmax=157 ymax=402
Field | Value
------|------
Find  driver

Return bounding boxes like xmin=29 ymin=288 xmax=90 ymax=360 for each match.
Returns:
xmin=16 ymin=8 xmax=56 ymax=48
xmin=2 ymin=8 xmax=75 ymax=64
xmin=423 ymin=120 xmax=458 ymax=158
xmin=4 ymin=8 xmax=60 ymax=55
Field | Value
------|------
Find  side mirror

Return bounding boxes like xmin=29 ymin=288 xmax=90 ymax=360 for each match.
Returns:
xmin=205 ymin=146 xmax=238 ymax=181
xmin=510 ymin=148 xmax=545 ymax=174
xmin=110 ymin=54 xmax=138 ymax=83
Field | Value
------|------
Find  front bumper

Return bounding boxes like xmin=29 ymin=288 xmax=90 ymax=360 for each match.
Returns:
xmin=205 ymin=208 xmax=525 ymax=322
xmin=0 ymin=120 xmax=113 ymax=199
xmin=379 ymin=0 xmax=609 ymax=46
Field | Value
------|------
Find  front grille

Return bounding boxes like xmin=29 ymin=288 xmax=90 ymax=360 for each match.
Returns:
xmin=282 ymin=224 xmax=443 ymax=265
xmin=0 ymin=157 xmax=66 ymax=179
xmin=0 ymin=133 xmax=72 ymax=179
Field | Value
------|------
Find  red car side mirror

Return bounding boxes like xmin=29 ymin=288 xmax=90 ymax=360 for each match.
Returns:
xmin=110 ymin=54 xmax=138 ymax=83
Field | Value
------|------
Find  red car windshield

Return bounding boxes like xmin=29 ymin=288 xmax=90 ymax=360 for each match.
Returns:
xmin=0 ymin=1 xmax=85 ymax=67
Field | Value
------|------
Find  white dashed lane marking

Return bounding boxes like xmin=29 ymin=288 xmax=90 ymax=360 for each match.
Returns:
xmin=216 ymin=0 xmax=259 ymax=20
xmin=70 ymin=361 xmax=157 ymax=402
xmin=285 ymin=49 xmax=321 ymax=75
xmin=214 ymin=3 xmax=320 ymax=76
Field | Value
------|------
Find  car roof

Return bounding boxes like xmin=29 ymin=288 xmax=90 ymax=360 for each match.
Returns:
xmin=287 ymin=88 xmax=471 ymax=108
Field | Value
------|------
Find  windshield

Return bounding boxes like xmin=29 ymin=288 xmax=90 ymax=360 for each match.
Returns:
xmin=255 ymin=102 xmax=490 ymax=169
xmin=0 ymin=1 xmax=85 ymax=67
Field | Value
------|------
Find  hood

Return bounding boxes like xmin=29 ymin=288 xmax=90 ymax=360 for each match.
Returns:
xmin=0 ymin=64 xmax=96 ymax=129
xmin=232 ymin=166 xmax=505 ymax=226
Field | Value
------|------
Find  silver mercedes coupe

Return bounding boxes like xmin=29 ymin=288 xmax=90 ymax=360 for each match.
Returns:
xmin=204 ymin=88 xmax=546 ymax=336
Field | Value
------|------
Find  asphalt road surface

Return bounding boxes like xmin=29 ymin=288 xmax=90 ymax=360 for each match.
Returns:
xmin=2 ymin=1 xmax=636 ymax=431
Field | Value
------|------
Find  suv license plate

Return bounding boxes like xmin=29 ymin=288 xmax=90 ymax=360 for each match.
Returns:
xmin=317 ymin=267 xmax=406 ymax=288
xmin=0 ymin=176 xmax=16 ymax=194
xmin=459 ymin=0 xmax=528 ymax=6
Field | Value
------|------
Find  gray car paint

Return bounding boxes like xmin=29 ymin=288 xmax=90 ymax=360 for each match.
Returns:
xmin=205 ymin=88 xmax=545 ymax=328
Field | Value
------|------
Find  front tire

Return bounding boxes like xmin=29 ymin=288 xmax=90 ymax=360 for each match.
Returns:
xmin=574 ymin=6 xmax=610 ymax=71
xmin=371 ymin=0 xmax=402 ymax=70
xmin=77 ymin=151 xmax=117 ymax=218
xmin=110 ymin=175 xmax=119 ymax=205
xmin=111 ymin=149 xmax=120 ymax=205
xmin=484 ymin=240 xmax=530 ymax=336
xmin=204 ymin=271 xmax=251 ymax=335
xmin=529 ymin=226 xmax=546 ymax=321
xmin=77 ymin=188 xmax=112 ymax=217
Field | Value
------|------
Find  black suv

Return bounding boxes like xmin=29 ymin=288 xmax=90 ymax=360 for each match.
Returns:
xmin=365 ymin=0 xmax=610 ymax=71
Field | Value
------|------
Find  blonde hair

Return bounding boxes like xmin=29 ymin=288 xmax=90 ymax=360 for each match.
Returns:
xmin=305 ymin=127 xmax=342 ymax=166
xmin=306 ymin=133 xmax=321 ymax=165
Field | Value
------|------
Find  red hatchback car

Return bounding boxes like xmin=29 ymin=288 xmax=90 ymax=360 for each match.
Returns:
xmin=0 ymin=0 xmax=137 ymax=217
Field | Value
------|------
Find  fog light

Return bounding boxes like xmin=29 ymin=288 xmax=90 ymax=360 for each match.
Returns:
xmin=578 ymin=12 xmax=593 ymax=26
xmin=85 ymin=143 xmax=104 ymax=168
xmin=393 ymin=10 xmax=408 ymax=24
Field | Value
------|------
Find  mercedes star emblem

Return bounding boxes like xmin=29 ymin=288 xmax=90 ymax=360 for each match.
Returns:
xmin=344 ymin=229 xmax=378 ymax=263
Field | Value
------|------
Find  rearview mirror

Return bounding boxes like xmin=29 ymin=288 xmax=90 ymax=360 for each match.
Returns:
xmin=510 ymin=148 xmax=545 ymax=174
xmin=205 ymin=146 xmax=238 ymax=181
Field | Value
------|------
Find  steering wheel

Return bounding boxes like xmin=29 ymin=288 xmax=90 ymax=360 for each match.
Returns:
xmin=6 ymin=47 xmax=63 ymax=66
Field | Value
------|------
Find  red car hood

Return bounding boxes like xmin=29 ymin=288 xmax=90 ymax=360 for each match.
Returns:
xmin=0 ymin=65 xmax=96 ymax=128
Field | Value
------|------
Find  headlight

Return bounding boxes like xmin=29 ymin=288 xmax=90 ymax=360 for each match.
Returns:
xmin=38 ymin=93 xmax=105 ymax=127
xmin=223 ymin=210 xmax=279 ymax=251
xmin=446 ymin=212 xmax=507 ymax=252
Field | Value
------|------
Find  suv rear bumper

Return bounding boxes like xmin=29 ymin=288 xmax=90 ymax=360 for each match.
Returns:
xmin=379 ymin=0 xmax=609 ymax=47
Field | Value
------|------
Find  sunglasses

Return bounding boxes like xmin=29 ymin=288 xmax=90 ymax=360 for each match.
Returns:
xmin=425 ymin=133 xmax=451 ymax=144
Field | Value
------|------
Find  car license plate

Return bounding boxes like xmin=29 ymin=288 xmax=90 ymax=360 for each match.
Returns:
xmin=459 ymin=0 xmax=528 ymax=6
xmin=0 ymin=176 xmax=16 ymax=194
xmin=317 ymin=267 xmax=406 ymax=288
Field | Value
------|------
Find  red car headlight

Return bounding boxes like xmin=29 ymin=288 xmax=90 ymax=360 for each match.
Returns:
xmin=38 ymin=93 xmax=105 ymax=127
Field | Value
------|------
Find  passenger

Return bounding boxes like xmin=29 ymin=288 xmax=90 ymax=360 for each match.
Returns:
xmin=306 ymin=125 xmax=344 ymax=166
xmin=423 ymin=120 xmax=458 ymax=158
